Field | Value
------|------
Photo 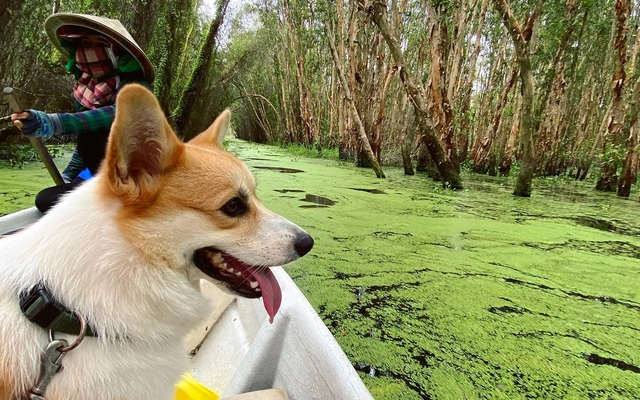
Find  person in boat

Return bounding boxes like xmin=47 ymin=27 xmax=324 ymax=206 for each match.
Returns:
xmin=11 ymin=13 xmax=154 ymax=213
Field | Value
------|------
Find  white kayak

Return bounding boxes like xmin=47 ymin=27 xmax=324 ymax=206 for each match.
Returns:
xmin=0 ymin=207 xmax=373 ymax=400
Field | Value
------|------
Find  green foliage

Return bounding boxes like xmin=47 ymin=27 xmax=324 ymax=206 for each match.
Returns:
xmin=599 ymin=142 xmax=625 ymax=170
xmin=2 ymin=143 xmax=39 ymax=168
xmin=276 ymin=142 xmax=340 ymax=161
xmin=0 ymin=143 xmax=66 ymax=169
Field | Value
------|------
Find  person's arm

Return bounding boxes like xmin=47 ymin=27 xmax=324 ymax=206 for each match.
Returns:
xmin=12 ymin=106 xmax=116 ymax=139
xmin=53 ymin=105 xmax=116 ymax=136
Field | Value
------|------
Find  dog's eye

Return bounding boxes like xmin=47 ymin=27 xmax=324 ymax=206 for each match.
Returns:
xmin=220 ymin=197 xmax=246 ymax=217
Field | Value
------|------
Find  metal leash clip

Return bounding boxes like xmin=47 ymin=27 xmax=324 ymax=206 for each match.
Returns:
xmin=28 ymin=311 xmax=86 ymax=400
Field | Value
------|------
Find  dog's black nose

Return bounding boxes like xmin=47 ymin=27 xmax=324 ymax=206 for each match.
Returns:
xmin=295 ymin=233 xmax=314 ymax=256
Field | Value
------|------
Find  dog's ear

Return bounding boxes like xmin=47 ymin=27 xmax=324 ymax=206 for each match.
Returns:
xmin=189 ymin=109 xmax=231 ymax=148
xmin=103 ymin=84 xmax=184 ymax=204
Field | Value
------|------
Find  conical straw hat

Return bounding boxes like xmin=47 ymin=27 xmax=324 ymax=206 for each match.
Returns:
xmin=45 ymin=13 xmax=154 ymax=83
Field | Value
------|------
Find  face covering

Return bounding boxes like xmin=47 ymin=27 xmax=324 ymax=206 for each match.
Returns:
xmin=71 ymin=36 xmax=120 ymax=109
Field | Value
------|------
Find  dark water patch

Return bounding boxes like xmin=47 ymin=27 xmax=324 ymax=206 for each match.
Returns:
xmin=496 ymin=297 xmax=555 ymax=317
xmin=348 ymin=187 xmax=387 ymax=194
xmin=373 ymin=231 xmax=413 ymax=239
xmin=571 ymin=216 xmax=639 ymax=237
xmin=565 ymin=291 xmax=640 ymax=312
xmin=523 ymin=239 xmax=640 ymax=259
xmin=299 ymin=194 xmax=336 ymax=206
xmin=513 ymin=330 xmax=608 ymax=352
xmin=334 ymin=271 xmax=366 ymax=280
xmin=489 ymin=261 xmax=549 ymax=280
xmin=244 ymin=157 xmax=275 ymax=161
xmin=504 ymin=277 xmax=554 ymax=291
xmin=583 ymin=353 xmax=640 ymax=374
xmin=274 ymin=189 xmax=305 ymax=193
xmin=354 ymin=281 xmax=423 ymax=295
xmin=412 ymin=350 xmax=436 ymax=368
xmin=353 ymin=282 xmax=424 ymax=318
xmin=575 ymin=216 xmax=622 ymax=234
xmin=581 ymin=320 xmax=640 ymax=333
xmin=488 ymin=305 xmax=531 ymax=315
xmin=299 ymin=204 xmax=330 ymax=208
xmin=506 ymin=211 xmax=640 ymax=237
xmin=353 ymin=364 xmax=432 ymax=399
xmin=253 ymin=166 xmax=305 ymax=173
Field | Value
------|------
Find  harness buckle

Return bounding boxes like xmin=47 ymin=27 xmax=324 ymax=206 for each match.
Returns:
xmin=19 ymin=284 xmax=65 ymax=328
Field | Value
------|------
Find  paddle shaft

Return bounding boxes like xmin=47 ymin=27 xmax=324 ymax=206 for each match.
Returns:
xmin=3 ymin=87 xmax=65 ymax=185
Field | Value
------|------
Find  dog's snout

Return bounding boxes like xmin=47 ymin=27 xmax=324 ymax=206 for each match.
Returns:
xmin=294 ymin=233 xmax=314 ymax=257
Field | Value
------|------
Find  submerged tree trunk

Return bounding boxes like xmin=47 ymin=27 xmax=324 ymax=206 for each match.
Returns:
xmin=326 ymin=21 xmax=385 ymax=178
xmin=362 ymin=0 xmax=462 ymax=188
xmin=493 ymin=0 xmax=545 ymax=197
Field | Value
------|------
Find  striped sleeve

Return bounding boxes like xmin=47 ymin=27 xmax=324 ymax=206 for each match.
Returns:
xmin=56 ymin=106 xmax=116 ymax=135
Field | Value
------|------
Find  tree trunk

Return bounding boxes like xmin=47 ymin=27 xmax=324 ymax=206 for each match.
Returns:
xmin=537 ymin=0 xmax=579 ymax=176
xmin=398 ymin=93 xmax=414 ymax=175
xmin=459 ymin=0 xmax=489 ymax=163
xmin=618 ymin=74 xmax=640 ymax=197
xmin=492 ymin=0 xmax=545 ymax=197
xmin=174 ymin=0 xmax=230 ymax=139
xmin=473 ymin=64 xmax=517 ymax=173
xmin=426 ymin=2 xmax=457 ymax=168
xmin=283 ymin=0 xmax=319 ymax=146
xmin=362 ymin=0 xmax=462 ymax=188
xmin=325 ymin=21 xmax=385 ymax=178
xmin=500 ymin=93 xmax=522 ymax=176
xmin=596 ymin=0 xmax=630 ymax=191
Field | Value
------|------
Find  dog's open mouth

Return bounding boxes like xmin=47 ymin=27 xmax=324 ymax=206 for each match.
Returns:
xmin=193 ymin=247 xmax=282 ymax=323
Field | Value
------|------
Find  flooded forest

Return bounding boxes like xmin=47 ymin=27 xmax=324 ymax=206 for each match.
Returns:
xmin=1 ymin=0 xmax=640 ymax=399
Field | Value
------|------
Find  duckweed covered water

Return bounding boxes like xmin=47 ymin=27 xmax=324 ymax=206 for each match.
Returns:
xmin=0 ymin=147 xmax=73 ymax=216
xmin=2 ymin=139 xmax=639 ymax=399
xmin=225 ymin=140 xmax=640 ymax=399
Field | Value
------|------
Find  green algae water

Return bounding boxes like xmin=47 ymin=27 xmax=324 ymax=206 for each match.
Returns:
xmin=0 ymin=146 xmax=74 ymax=216
xmin=2 ymin=139 xmax=640 ymax=399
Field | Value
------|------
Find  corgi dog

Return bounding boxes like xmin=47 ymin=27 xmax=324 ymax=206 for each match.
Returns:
xmin=0 ymin=84 xmax=313 ymax=400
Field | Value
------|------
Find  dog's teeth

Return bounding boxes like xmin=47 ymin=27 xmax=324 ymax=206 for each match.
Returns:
xmin=221 ymin=262 xmax=228 ymax=270
xmin=228 ymin=268 xmax=234 ymax=273
xmin=250 ymin=281 xmax=259 ymax=289
xmin=255 ymin=288 xmax=261 ymax=292
xmin=212 ymin=252 xmax=224 ymax=264
xmin=235 ymin=271 xmax=242 ymax=276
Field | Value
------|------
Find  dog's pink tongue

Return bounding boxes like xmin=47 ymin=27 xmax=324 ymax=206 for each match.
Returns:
xmin=252 ymin=267 xmax=282 ymax=323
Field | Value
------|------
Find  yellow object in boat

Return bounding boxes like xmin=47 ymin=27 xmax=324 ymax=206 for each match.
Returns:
xmin=174 ymin=373 xmax=220 ymax=400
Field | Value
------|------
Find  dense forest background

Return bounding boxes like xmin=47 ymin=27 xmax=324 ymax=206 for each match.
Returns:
xmin=1 ymin=0 xmax=639 ymax=199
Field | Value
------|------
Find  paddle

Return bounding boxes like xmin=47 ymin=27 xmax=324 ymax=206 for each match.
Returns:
xmin=3 ymin=87 xmax=65 ymax=185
